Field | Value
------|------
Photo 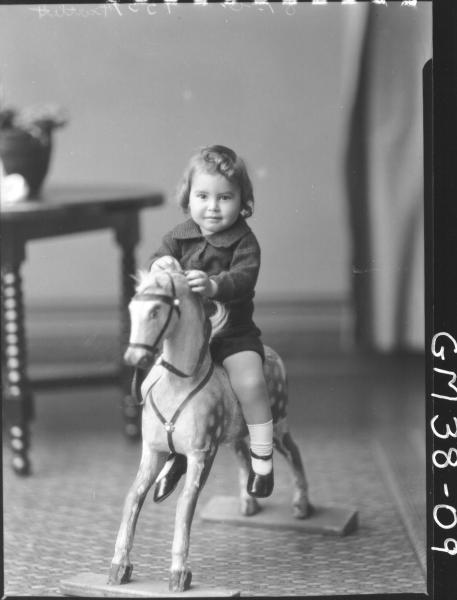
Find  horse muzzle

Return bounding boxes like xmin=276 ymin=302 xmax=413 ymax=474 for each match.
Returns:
xmin=124 ymin=345 xmax=157 ymax=370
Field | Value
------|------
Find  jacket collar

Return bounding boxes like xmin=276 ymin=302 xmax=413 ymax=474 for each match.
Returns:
xmin=172 ymin=217 xmax=251 ymax=247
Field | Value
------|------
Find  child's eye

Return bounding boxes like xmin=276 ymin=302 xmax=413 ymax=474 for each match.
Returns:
xmin=220 ymin=195 xmax=233 ymax=201
xmin=196 ymin=192 xmax=207 ymax=199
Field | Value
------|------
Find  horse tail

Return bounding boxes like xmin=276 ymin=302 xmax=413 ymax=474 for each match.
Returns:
xmin=209 ymin=301 xmax=229 ymax=338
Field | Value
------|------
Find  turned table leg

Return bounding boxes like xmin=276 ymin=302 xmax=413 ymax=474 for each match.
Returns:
xmin=1 ymin=256 xmax=33 ymax=476
xmin=115 ymin=213 xmax=142 ymax=440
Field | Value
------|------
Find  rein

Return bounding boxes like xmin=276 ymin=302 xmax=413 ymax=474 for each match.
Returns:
xmin=148 ymin=362 xmax=215 ymax=454
xmin=159 ymin=317 xmax=211 ymax=378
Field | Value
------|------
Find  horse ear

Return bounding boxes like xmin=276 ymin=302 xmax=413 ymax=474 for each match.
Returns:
xmin=156 ymin=270 xmax=185 ymax=292
xmin=167 ymin=257 xmax=184 ymax=273
xmin=174 ymin=273 xmax=192 ymax=296
xmin=155 ymin=272 xmax=169 ymax=290
xmin=133 ymin=268 xmax=151 ymax=290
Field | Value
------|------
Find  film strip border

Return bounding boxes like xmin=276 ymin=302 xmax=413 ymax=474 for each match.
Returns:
xmin=25 ymin=1 xmax=424 ymax=20
xmin=426 ymin=2 xmax=457 ymax=600
xmin=105 ymin=0 xmax=421 ymax=5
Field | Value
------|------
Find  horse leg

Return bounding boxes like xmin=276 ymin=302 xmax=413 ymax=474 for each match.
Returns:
xmin=232 ymin=438 xmax=261 ymax=516
xmin=169 ymin=448 xmax=217 ymax=592
xmin=109 ymin=447 xmax=167 ymax=584
xmin=274 ymin=428 xmax=312 ymax=519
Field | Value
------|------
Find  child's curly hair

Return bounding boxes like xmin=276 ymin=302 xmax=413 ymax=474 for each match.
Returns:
xmin=176 ymin=145 xmax=254 ymax=218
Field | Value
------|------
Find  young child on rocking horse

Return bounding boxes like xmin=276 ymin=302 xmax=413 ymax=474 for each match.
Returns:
xmin=148 ymin=144 xmax=273 ymax=501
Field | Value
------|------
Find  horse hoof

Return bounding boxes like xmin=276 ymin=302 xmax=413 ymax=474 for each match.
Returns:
xmin=293 ymin=499 xmax=314 ymax=520
xmin=240 ymin=496 xmax=261 ymax=517
xmin=169 ymin=568 xmax=192 ymax=592
xmin=108 ymin=563 xmax=133 ymax=585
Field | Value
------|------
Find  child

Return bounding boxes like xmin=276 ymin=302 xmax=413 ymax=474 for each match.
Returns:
xmin=149 ymin=144 xmax=273 ymax=500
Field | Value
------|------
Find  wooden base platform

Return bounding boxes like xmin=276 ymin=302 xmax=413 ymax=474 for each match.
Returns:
xmin=199 ymin=495 xmax=358 ymax=536
xmin=60 ymin=573 xmax=240 ymax=597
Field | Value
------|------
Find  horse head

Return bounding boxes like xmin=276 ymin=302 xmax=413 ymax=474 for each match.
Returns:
xmin=124 ymin=256 xmax=229 ymax=372
xmin=123 ymin=258 xmax=193 ymax=370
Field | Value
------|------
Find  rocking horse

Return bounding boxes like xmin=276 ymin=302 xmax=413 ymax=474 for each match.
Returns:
xmin=108 ymin=258 xmax=311 ymax=593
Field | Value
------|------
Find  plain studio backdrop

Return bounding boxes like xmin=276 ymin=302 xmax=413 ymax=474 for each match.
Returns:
xmin=1 ymin=4 xmax=350 ymax=304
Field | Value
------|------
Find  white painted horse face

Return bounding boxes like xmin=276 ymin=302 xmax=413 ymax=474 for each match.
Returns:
xmin=124 ymin=299 xmax=168 ymax=368
xmin=124 ymin=270 xmax=184 ymax=369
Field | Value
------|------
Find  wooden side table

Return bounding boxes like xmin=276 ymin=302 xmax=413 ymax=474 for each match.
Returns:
xmin=1 ymin=185 xmax=164 ymax=475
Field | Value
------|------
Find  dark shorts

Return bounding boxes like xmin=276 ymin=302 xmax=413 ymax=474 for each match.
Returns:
xmin=210 ymin=334 xmax=265 ymax=365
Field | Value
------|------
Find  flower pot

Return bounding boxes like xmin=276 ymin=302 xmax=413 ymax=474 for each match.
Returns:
xmin=0 ymin=129 xmax=52 ymax=198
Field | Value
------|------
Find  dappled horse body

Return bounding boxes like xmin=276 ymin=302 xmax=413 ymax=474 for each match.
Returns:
xmin=109 ymin=260 xmax=311 ymax=592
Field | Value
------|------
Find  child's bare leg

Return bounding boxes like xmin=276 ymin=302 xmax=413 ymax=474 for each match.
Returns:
xmin=223 ymin=351 xmax=271 ymax=422
xmin=223 ymin=351 xmax=273 ymax=497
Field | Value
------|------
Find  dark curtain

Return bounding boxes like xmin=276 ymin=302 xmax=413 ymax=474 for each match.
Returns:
xmin=344 ymin=3 xmax=432 ymax=352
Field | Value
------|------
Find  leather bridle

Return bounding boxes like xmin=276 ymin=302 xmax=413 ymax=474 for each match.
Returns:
xmin=128 ymin=271 xmax=181 ymax=360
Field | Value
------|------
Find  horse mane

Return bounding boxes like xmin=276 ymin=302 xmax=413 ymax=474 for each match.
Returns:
xmin=134 ymin=267 xmax=228 ymax=338
xmin=208 ymin=301 xmax=229 ymax=338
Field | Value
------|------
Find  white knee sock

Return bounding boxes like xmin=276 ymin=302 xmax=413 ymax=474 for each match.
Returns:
xmin=247 ymin=420 xmax=273 ymax=475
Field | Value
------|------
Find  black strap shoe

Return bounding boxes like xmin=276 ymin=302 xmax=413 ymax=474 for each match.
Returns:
xmin=247 ymin=450 xmax=274 ymax=498
xmin=153 ymin=453 xmax=187 ymax=503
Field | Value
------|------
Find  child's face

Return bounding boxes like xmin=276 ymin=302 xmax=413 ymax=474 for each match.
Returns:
xmin=188 ymin=170 xmax=241 ymax=236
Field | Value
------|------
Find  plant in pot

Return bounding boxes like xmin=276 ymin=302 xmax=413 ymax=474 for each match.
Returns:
xmin=0 ymin=104 xmax=68 ymax=198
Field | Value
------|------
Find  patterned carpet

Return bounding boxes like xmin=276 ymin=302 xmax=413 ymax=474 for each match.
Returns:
xmin=3 ymin=360 xmax=426 ymax=597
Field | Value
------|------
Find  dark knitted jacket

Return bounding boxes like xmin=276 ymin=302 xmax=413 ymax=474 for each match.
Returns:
xmin=148 ymin=217 xmax=261 ymax=338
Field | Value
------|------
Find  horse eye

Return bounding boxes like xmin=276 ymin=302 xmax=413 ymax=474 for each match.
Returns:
xmin=149 ymin=306 xmax=160 ymax=318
